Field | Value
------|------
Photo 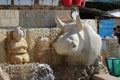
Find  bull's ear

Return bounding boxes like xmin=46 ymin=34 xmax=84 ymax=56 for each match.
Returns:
xmin=55 ymin=16 xmax=66 ymax=28
xmin=76 ymin=15 xmax=83 ymax=31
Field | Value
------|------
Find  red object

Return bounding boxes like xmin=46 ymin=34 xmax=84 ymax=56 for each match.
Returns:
xmin=62 ymin=0 xmax=72 ymax=6
xmin=82 ymin=1 xmax=86 ymax=7
xmin=74 ymin=0 xmax=82 ymax=6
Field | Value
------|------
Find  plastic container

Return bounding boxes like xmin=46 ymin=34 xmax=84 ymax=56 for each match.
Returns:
xmin=73 ymin=0 xmax=82 ymax=6
xmin=82 ymin=1 xmax=86 ymax=7
xmin=62 ymin=0 xmax=72 ymax=6
xmin=106 ymin=58 xmax=120 ymax=77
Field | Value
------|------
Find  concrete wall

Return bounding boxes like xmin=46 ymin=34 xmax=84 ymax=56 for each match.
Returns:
xmin=0 ymin=10 xmax=71 ymax=27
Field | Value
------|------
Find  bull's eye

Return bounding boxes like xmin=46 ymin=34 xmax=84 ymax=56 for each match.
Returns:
xmin=69 ymin=36 xmax=74 ymax=40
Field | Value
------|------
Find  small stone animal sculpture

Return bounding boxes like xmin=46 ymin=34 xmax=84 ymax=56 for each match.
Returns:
xmin=7 ymin=27 xmax=30 ymax=64
xmin=32 ymin=63 xmax=54 ymax=80
xmin=53 ymin=15 xmax=102 ymax=65
xmin=34 ymin=37 xmax=50 ymax=62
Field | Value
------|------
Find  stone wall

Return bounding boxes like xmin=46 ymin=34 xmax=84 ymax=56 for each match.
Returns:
xmin=0 ymin=9 xmax=116 ymax=80
xmin=0 ymin=10 xmax=19 ymax=27
xmin=0 ymin=10 xmax=71 ymax=27
xmin=0 ymin=29 xmax=7 ymax=63
xmin=101 ymin=37 xmax=120 ymax=66
xmin=0 ymin=28 xmax=64 ymax=65
xmin=113 ymin=19 xmax=120 ymax=27
xmin=0 ymin=9 xmax=71 ymax=64
xmin=0 ymin=10 xmax=98 ymax=65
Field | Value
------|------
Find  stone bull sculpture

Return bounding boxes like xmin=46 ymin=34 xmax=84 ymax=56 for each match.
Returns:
xmin=53 ymin=15 xmax=102 ymax=66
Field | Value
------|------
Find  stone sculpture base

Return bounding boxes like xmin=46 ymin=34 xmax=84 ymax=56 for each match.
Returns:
xmin=0 ymin=63 xmax=109 ymax=80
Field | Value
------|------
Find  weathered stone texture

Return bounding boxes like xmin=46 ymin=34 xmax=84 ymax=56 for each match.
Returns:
xmin=10 ymin=19 xmax=19 ymax=26
xmin=82 ymin=19 xmax=97 ymax=32
xmin=0 ymin=19 xmax=10 ymax=27
xmin=26 ymin=28 xmax=63 ymax=65
xmin=0 ymin=10 xmax=71 ymax=27
xmin=14 ymin=10 xmax=19 ymax=19
xmin=27 ymin=28 xmax=50 ymax=50
xmin=6 ymin=10 xmax=15 ymax=19
xmin=0 ymin=10 xmax=19 ymax=27
xmin=0 ymin=19 xmax=1 ymax=26
xmin=0 ymin=29 xmax=7 ymax=63
xmin=19 ymin=10 xmax=26 ymax=19
xmin=101 ymin=37 xmax=120 ymax=66
xmin=113 ymin=19 xmax=120 ymax=27
xmin=27 ymin=28 xmax=61 ymax=50
xmin=54 ymin=10 xmax=72 ymax=21
xmin=0 ymin=63 xmax=34 ymax=80
xmin=19 ymin=10 xmax=71 ymax=27
xmin=0 ymin=10 xmax=6 ymax=19
xmin=0 ymin=10 xmax=72 ymax=27
xmin=0 ymin=19 xmax=19 ymax=27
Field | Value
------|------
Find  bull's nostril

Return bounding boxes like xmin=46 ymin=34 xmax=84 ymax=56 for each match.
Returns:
xmin=72 ymin=44 xmax=76 ymax=48
xmin=72 ymin=42 xmax=76 ymax=48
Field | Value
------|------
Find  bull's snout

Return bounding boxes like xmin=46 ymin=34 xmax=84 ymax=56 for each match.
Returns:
xmin=71 ymin=42 xmax=77 ymax=48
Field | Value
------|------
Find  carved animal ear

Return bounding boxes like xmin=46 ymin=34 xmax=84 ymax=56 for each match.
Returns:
xmin=76 ymin=15 xmax=83 ymax=31
xmin=55 ymin=16 xmax=66 ymax=28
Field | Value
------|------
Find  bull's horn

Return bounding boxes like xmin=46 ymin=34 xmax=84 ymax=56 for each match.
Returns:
xmin=76 ymin=15 xmax=83 ymax=31
xmin=55 ymin=16 xmax=65 ymax=28
xmin=76 ymin=15 xmax=84 ymax=40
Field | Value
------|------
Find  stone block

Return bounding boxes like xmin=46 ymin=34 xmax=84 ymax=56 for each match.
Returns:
xmin=10 ymin=19 xmax=19 ymax=27
xmin=26 ymin=28 xmax=50 ymax=50
xmin=22 ymin=18 xmax=36 ymax=27
xmin=43 ymin=10 xmax=55 ymax=27
xmin=6 ymin=10 xmax=15 ymax=19
xmin=19 ymin=10 xmax=72 ymax=27
xmin=0 ymin=19 xmax=1 ymax=27
xmin=19 ymin=19 xmax=24 ymax=26
xmin=19 ymin=10 xmax=26 ymax=19
xmin=0 ymin=29 xmax=7 ymax=63
xmin=0 ymin=19 xmax=11 ymax=27
xmin=54 ymin=10 xmax=72 ymax=21
xmin=0 ymin=10 xmax=6 ymax=19
xmin=19 ymin=19 xmax=26 ymax=26
xmin=34 ymin=18 xmax=41 ymax=27
xmin=26 ymin=10 xmax=36 ymax=20
xmin=35 ymin=10 xmax=42 ymax=18
xmin=0 ymin=19 xmax=19 ymax=27
xmin=113 ymin=19 xmax=120 ymax=27
xmin=20 ymin=10 xmax=37 ymax=27
xmin=26 ymin=28 xmax=62 ymax=65
xmin=14 ymin=10 xmax=19 ymax=19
